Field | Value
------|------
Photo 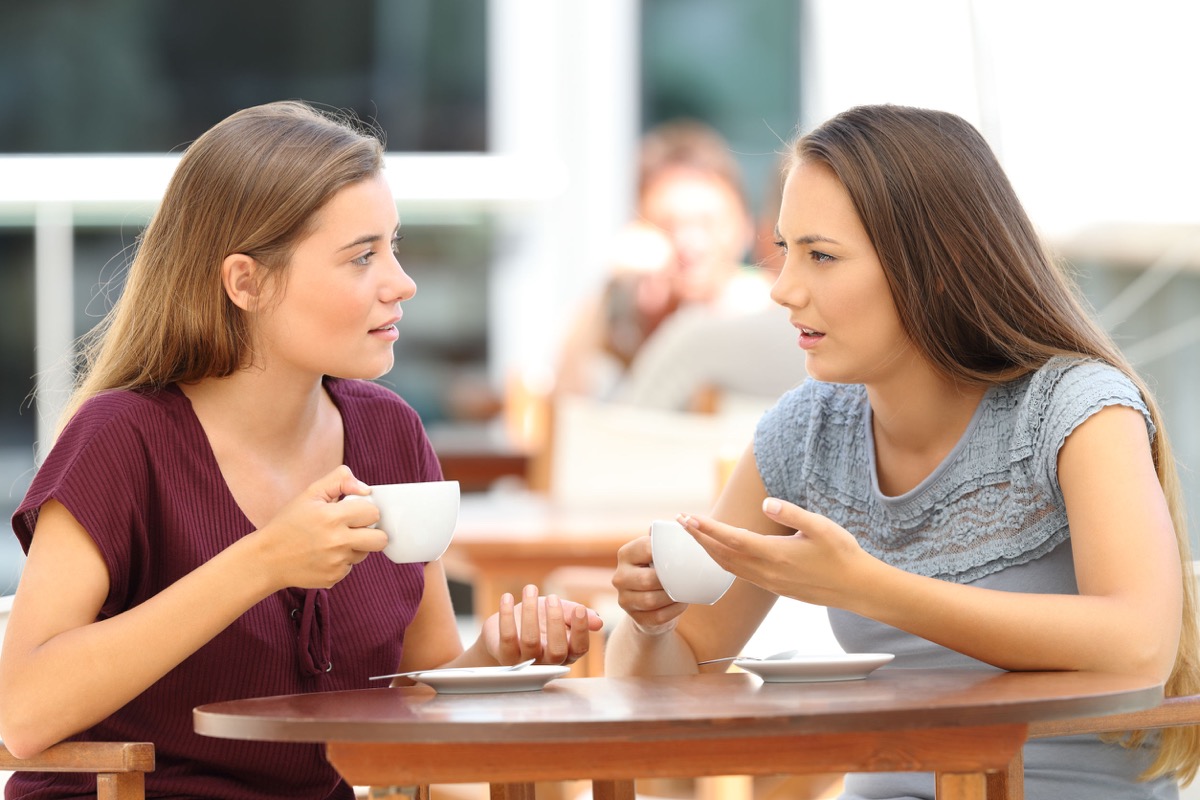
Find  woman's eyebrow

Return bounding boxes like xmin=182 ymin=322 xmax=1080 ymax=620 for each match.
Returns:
xmin=338 ymin=225 xmax=400 ymax=252
xmin=337 ymin=233 xmax=384 ymax=252
xmin=774 ymin=227 xmax=842 ymax=247
xmin=795 ymin=234 xmax=841 ymax=245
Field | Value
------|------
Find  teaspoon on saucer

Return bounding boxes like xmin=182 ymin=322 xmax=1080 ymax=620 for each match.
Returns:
xmin=696 ymin=649 xmax=800 ymax=666
xmin=370 ymin=657 xmax=537 ymax=681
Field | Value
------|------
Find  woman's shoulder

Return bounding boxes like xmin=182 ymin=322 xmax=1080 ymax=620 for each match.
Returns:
xmin=18 ymin=388 xmax=183 ymax=541
xmin=327 ymin=378 xmax=419 ymax=417
xmin=326 ymin=378 xmax=430 ymax=449
xmin=756 ymin=380 xmax=867 ymax=460
xmin=754 ymin=379 xmax=870 ymax=508
xmin=1028 ymin=355 xmax=1138 ymax=394
xmin=63 ymin=386 xmax=186 ymax=440
xmin=1016 ymin=356 xmax=1145 ymax=416
xmin=1005 ymin=355 xmax=1152 ymax=460
xmin=767 ymin=378 xmax=867 ymax=425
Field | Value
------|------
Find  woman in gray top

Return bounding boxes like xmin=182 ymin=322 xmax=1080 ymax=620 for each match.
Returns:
xmin=605 ymin=104 xmax=1199 ymax=799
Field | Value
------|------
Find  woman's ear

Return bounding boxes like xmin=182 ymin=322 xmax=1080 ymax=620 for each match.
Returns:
xmin=222 ymin=253 xmax=262 ymax=311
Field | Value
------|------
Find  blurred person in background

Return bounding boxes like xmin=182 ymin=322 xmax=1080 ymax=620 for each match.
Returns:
xmin=0 ymin=100 xmax=601 ymax=800
xmin=556 ymin=119 xmax=804 ymax=411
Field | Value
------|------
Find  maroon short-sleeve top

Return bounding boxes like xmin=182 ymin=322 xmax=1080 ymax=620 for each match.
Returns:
xmin=10 ymin=378 xmax=438 ymax=800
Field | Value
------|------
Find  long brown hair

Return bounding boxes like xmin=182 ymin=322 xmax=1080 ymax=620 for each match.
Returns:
xmin=794 ymin=104 xmax=1198 ymax=783
xmin=59 ymin=100 xmax=385 ymax=427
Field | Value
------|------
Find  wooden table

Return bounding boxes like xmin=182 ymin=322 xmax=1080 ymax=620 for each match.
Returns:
xmin=194 ymin=668 xmax=1162 ymax=800
xmin=444 ymin=491 xmax=655 ymax=620
xmin=427 ymin=423 xmax=533 ymax=493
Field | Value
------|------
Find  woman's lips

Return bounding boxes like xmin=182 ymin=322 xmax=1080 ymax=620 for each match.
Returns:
xmin=796 ymin=325 xmax=825 ymax=350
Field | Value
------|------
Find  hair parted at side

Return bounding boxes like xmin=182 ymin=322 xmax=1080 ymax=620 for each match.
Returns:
xmin=793 ymin=103 xmax=1199 ymax=784
xmin=59 ymin=100 xmax=386 ymax=428
xmin=637 ymin=118 xmax=748 ymax=210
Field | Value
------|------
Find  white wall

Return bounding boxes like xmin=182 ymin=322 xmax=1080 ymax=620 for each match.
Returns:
xmin=486 ymin=0 xmax=640 ymax=387
xmin=801 ymin=0 xmax=1200 ymax=241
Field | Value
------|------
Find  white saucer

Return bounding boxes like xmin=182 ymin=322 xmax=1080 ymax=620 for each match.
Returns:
xmin=409 ymin=665 xmax=571 ymax=694
xmin=734 ymin=653 xmax=894 ymax=683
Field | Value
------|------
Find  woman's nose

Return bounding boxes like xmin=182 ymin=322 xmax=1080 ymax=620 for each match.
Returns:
xmin=385 ymin=254 xmax=417 ymax=303
xmin=769 ymin=263 xmax=805 ymax=309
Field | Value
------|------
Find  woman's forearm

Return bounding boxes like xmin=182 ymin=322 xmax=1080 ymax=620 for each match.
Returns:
xmin=847 ymin=556 xmax=1181 ymax=680
xmin=604 ymin=616 xmax=701 ymax=677
xmin=0 ymin=537 xmax=275 ymax=757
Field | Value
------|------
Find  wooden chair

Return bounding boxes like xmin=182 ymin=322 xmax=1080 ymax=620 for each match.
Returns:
xmin=0 ymin=741 xmax=155 ymax=800
xmin=993 ymin=555 xmax=1200 ymax=799
xmin=980 ymin=695 xmax=1200 ymax=800
xmin=988 ymin=561 xmax=1200 ymax=800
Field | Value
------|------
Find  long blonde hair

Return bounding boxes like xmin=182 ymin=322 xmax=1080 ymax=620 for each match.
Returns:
xmin=59 ymin=100 xmax=385 ymax=428
xmin=795 ymin=104 xmax=1199 ymax=783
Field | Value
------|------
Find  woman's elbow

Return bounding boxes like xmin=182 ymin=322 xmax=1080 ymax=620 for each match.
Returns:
xmin=0 ymin=704 xmax=62 ymax=760
xmin=1108 ymin=623 xmax=1181 ymax=684
xmin=0 ymin=727 xmax=57 ymax=761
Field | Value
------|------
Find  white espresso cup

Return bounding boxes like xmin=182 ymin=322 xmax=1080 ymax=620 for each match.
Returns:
xmin=342 ymin=480 xmax=460 ymax=563
xmin=650 ymin=519 xmax=735 ymax=605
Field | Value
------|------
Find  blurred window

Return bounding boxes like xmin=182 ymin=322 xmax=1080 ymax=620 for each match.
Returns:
xmin=0 ymin=0 xmax=491 ymax=590
xmin=0 ymin=0 xmax=487 ymax=153
xmin=641 ymin=0 xmax=801 ymax=216
xmin=0 ymin=231 xmax=35 ymax=592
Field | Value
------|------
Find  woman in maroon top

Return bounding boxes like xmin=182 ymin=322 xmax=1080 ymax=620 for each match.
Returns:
xmin=0 ymin=101 xmax=601 ymax=800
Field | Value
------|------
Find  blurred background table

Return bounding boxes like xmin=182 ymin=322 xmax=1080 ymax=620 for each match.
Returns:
xmin=443 ymin=490 xmax=650 ymax=618
xmin=427 ymin=422 xmax=534 ymax=493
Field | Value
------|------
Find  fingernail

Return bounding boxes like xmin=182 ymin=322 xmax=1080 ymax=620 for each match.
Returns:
xmin=524 ymin=585 xmax=537 ymax=599
xmin=763 ymin=498 xmax=781 ymax=514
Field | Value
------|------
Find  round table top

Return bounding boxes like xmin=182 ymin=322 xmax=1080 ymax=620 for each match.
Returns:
xmin=194 ymin=668 xmax=1163 ymax=745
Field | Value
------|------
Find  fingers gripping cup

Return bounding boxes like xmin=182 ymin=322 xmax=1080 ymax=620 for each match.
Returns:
xmin=343 ymin=481 xmax=460 ymax=563
xmin=650 ymin=519 xmax=735 ymax=605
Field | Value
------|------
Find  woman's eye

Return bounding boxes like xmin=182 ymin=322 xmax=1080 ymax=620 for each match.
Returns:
xmin=811 ymin=250 xmax=834 ymax=263
xmin=391 ymin=235 xmax=403 ymax=255
xmin=773 ymin=239 xmax=788 ymax=253
xmin=353 ymin=251 xmax=376 ymax=266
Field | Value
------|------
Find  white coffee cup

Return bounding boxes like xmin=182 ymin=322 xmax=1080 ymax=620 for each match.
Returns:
xmin=342 ymin=481 xmax=460 ymax=563
xmin=650 ymin=519 xmax=735 ymax=605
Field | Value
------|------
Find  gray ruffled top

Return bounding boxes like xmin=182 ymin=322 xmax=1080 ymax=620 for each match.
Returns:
xmin=754 ymin=355 xmax=1153 ymax=584
xmin=753 ymin=356 xmax=1177 ymax=799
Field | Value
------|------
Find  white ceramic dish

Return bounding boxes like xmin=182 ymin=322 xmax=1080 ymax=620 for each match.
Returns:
xmin=408 ymin=665 xmax=571 ymax=694
xmin=734 ymin=653 xmax=894 ymax=683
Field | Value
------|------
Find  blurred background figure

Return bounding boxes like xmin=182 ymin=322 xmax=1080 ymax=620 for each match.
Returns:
xmin=635 ymin=118 xmax=757 ymax=315
xmin=612 ymin=153 xmax=804 ymax=413
xmin=555 ymin=118 xmax=805 ymax=412
xmin=554 ymin=219 xmax=677 ymax=401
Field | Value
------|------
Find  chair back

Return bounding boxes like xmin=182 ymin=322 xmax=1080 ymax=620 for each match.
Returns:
xmin=547 ymin=395 xmax=759 ymax=515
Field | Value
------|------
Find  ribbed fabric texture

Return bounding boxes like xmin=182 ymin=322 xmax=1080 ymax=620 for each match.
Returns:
xmin=754 ymin=356 xmax=1176 ymax=799
xmin=10 ymin=378 xmax=437 ymax=800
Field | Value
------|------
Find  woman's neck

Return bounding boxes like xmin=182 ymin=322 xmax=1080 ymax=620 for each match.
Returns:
xmin=866 ymin=365 xmax=988 ymax=496
xmin=179 ymin=369 xmax=332 ymax=458
xmin=179 ymin=369 xmax=345 ymax=528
